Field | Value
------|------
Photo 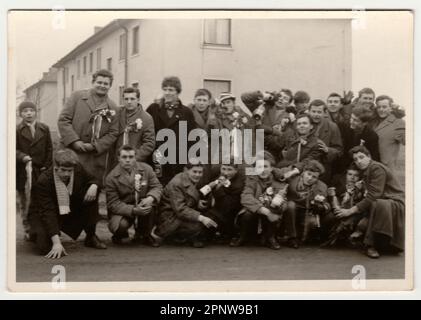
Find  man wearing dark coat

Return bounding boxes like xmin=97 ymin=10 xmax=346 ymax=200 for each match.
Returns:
xmin=16 ymin=101 xmax=53 ymax=239
xmin=29 ymin=149 xmax=107 ymax=258
xmin=105 ymin=145 xmax=162 ymax=245
xmin=111 ymin=87 xmax=155 ymax=169
xmin=335 ymin=104 xmax=380 ymax=175
xmin=57 ymin=69 xmax=119 ymax=187
xmin=201 ymin=163 xmax=246 ymax=240
xmin=146 ymin=76 xmax=197 ymax=186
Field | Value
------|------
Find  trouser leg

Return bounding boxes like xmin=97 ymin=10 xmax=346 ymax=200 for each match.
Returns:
xmin=283 ymin=201 xmax=297 ymax=239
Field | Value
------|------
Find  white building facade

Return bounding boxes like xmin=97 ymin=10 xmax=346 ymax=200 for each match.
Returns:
xmin=52 ymin=18 xmax=351 ymax=118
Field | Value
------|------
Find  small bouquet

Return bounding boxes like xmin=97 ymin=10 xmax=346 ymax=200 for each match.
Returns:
xmin=123 ymin=118 xmax=143 ymax=145
xmin=91 ymin=108 xmax=116 ymax=123
xmin=232 ymin=111 xmax=249 ymax=129
xmin=134 ymin=173 xmax=147 ymax=205
xmin=270 ymin=184 xmax=288 ymax=209
xmin=258 ymin=187 xmax=275 ymax=208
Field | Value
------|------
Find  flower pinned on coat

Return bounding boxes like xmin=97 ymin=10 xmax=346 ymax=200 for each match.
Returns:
xmin=90 ymin=108 xmax=116 ymax=143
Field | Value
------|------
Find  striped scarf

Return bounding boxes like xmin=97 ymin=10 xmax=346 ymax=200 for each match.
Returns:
xmin=53 ymin=169 xmax=74 ymax=215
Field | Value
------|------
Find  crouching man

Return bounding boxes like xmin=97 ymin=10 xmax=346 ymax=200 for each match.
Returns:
xmin=201 ymin=162 xmax=246 ymax=242
xmin=283 ymin=159 xmax=330 ymax=248
xmin=232 ymin=152 xmax=288 ymax=250
xmin=150 ymin=161 xmax=217 ymax=248
xmin=29 ymin=148 xmax=106 ymax=259
xmin=105 ymin=145 xmax=163 ymax=245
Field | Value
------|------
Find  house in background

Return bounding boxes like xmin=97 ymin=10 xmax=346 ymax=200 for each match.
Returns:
xmin=45 ymin=18 xmax=351 ymax=127
xmin=23 ymin=67 xmax=59 ymax=134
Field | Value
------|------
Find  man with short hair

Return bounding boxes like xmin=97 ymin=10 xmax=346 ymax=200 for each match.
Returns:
xmin=357 ymin=87 xmax=375 ymax=105
xmin=307 ymin=99 xmax=343 ymax=183
xmin=146 ymin=76 xmax=197 ymax=186
xmin=326 ymin=92 xmax=353 ymax=125
xmin=150 ymin=161 xmax=217 ymax=248
xmin=105 ymin=145 xmax=162 ymax=245
xmin=58 ymin=69 xmax=119 ymax=186
xmin=29 ymin=149 xmax=106 ymax=258
xmin=283 ymin=159 xmax=330 ymax=248
xmin=201 ymin=162 xmax=246 ymax=240
xmin=112 ymin=87 xmax=155 ymax=167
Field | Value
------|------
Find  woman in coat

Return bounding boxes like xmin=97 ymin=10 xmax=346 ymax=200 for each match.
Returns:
xmin=372 ymin=95 xmax=405 ymax=172
xmin=335 ymin=145 xmax=405 ymax=258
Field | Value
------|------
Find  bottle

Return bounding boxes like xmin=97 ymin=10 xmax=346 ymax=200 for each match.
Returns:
xmin=327 ymin=187 xmax=341 ymax=213
xmin=199 ymin=179 xmax=220 ymax=203
xmin=253 ymin=104 xmax=266 ymax=121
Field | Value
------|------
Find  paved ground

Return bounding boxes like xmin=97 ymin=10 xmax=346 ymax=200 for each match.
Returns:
xmin=16 ymin=218 xmax=405 ymax=283
xmin=15 ymin=148 xmax=406 ymax=283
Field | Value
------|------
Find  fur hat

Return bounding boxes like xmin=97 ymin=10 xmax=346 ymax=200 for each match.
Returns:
xmin=18 ymin=101 xmax=37 ymax=113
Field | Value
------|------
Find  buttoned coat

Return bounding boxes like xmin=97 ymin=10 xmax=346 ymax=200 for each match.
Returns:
xmin=156 ymin=172 xmax=203 ymax=235
xmin=372 ymin=114 xmax=405 ymax=171
xmin=57 ymin=89 xmax=119 ymax=186
xmin=113 ymin=105 xmax=155 ymax=164
xmin=16 ymin=121 xmax=53 ymax=191
xmin=105 ymin=162 xmax=163 ymax=219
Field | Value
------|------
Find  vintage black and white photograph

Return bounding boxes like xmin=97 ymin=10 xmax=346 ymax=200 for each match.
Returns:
xmin=7 ymin=9 xmax=413 ymax=292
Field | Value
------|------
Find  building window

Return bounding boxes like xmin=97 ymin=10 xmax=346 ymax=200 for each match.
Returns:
xmin=107 ymin=58 xmax=112 ymax=71
xmin=89 ymin=52 xmax=93 ymax=73
xmin=71 ymin=75 xmax=74 ymax=92
xmin=132 ymin=26 xmax=139 ymax=55
xmin=203 ymin=79 xmax=231 ymax=99
xmin=96 ymin=48 xmax=102 ymax=70
xmin=65 ymin=67 xmax=69 ymax=83
xmin=203 ymin=19 xmax=231 ymax=46
xmin=77 ymin=60 xmax=81 ymax=79
xmin=83 ymin=56 xmax=87 ymax=75
xmin=119 ymin=33 xmax=127 ymax=60
xmin=119 ymin=85 xmax=125 ymax=105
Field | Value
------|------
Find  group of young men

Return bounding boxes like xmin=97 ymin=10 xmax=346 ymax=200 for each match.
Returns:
xmin=16 ymin=69 xmax=406 ymax=260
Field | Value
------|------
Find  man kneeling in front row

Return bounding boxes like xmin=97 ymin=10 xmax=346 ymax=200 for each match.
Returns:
xmin=149 ymin=161 xmax=218 ymax=248
xmin=105 ymin=145 xmax=163 ymax=245
xmin=29 ymin=148 xmax=106 ymax=259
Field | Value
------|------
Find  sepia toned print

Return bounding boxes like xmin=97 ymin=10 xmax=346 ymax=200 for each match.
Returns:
xmin=8 ymin=10 xmax=413 ymax=292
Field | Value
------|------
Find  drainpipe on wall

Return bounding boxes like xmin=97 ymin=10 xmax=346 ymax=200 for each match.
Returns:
xmin=61 ymin=66 xmax=66 ymax=105
xmin=116 ymin=20 xmax=129 ymax=87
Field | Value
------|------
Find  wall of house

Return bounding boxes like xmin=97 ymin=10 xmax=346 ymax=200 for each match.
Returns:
xmin=56 ymin=18 xmax=351 ymax=121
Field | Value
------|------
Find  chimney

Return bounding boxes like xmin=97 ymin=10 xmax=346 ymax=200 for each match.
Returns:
xmin=94 ymin=26 xmax=102 ymax=34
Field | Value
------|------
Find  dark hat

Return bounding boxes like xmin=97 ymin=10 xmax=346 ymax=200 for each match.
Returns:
xmin=18 ymin=101 xmax=37 ymax=113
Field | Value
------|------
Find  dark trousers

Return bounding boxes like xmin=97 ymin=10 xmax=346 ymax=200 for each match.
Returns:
xmin=204 ymin=207 xmax=238 ymax=238
xmin=156 ymin=218 xmax=206 ymax=242
xmin=110 ymin=208 xmax=157 ymax=240
xmin=30 ymin=200 xmax=100 ymax=255
xmin=236 ymin=210 xmax=279 ymax=241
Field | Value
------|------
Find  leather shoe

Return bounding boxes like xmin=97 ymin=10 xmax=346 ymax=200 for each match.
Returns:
xmin=285 ymin=238 xmax=299 ymax=249
xmin=85 ymin=235 xmax=107 ymax=249
xmin=112 ymin=236 xmax=132 ymax=245
xmin=266 ymin=237 xmax=281 ymax=250
xmin=229 ymin=237 xmax=245 ymax=247
xmin=366 ymin=247 xmax=380 ymax=259
xmin=192 ymin=240 xmax=206 ymax=248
